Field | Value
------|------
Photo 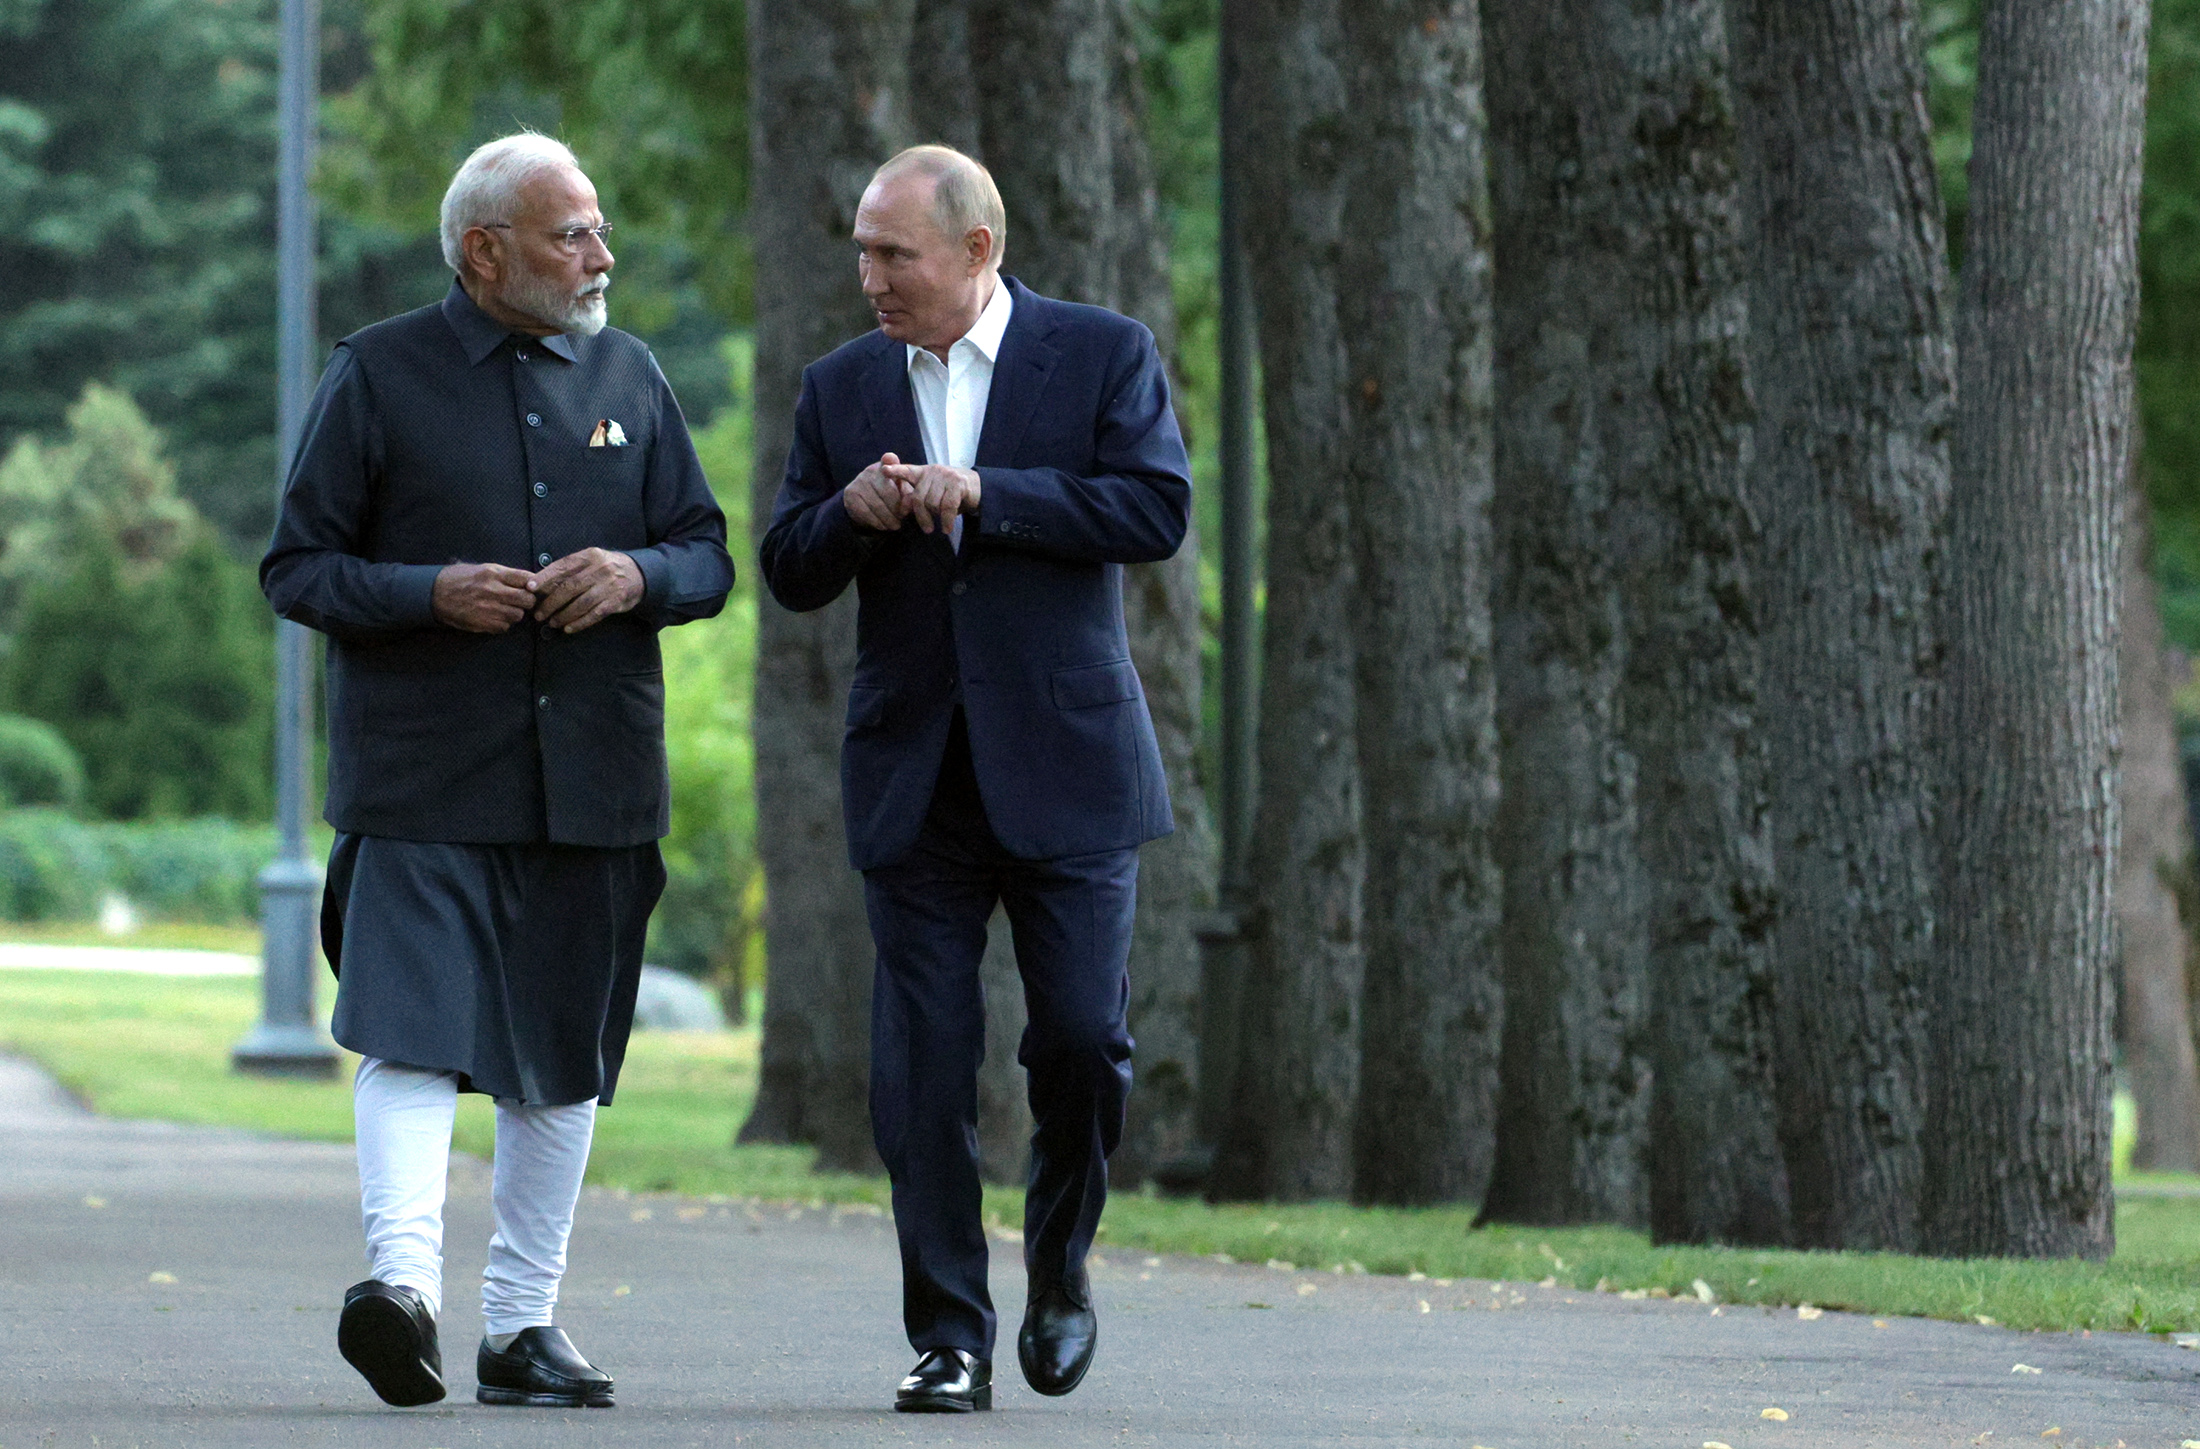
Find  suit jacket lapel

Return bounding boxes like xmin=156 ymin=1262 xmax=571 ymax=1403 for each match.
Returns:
xmin=975 ymin=279 xmax=1061 ymax=469
xmin=859 ymin=334 xmax=927 ymax=467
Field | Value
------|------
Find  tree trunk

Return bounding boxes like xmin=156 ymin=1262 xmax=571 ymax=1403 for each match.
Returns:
xmin=1206 ymin=0 xmax=1364 ymax=1203
xmin=1924 ymin=0 xmax=2146 ymax=1261
xmin=1594 ymin=0 xmax=1789 ymax=1248
xmin=739 ymin=0 xmax=915 ymax=1172
xmin=911 ymin=0 xmax=979 ymax=155
xmin=1736 ymin=0 xmax=1952 ymax=1251
xmin=1477 ymin=0 xmax=1652 ymax=1229
xmin=1334 ymin=0 xmax=1503 ymax=1208
xmin=966 ymin=0 xmax=1217 ymax=1189
xmin=2119 ymin=457 xmax=2200 ymax=1173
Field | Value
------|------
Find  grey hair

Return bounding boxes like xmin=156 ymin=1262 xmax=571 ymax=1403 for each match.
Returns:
xmin=872 ymin=145 xmax=1007 ymax=264
xmin=439 ymin=132 xmax=583 ymax=275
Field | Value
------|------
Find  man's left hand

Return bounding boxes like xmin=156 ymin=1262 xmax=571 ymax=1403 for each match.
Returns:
xmin=882 ymin=462 xmax=981 ymax=534
xmin=529 ymin=548 xmax=644 ymax=633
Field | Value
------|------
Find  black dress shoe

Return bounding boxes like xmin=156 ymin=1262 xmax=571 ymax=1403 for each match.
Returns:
xmin=475 ymin=1326 xmax=615 ymax=1408
xmin=338 ymin=1279 xmax=445 ymax=1407
xmin=1019 ymin=1280 xmax=1098 ymax=1396
xmin=895 ymin=1347 xmax=992 ymax=1412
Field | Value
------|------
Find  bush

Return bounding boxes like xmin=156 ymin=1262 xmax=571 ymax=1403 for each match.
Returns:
xmin=0 ymin=810 xmax=275 ymax=924
xmin=0 ymin=809 xmax=107 ymax=920
xmin=0 ymin=714 xmax=84 ymax=809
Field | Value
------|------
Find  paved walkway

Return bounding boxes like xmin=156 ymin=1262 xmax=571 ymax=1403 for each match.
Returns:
xmin=2 ymin=1056 xmax=2197 ymax=1447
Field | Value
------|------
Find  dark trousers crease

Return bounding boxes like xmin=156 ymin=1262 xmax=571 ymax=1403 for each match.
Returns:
xmin=863 ymin=711 xmax=1136 ymax=1358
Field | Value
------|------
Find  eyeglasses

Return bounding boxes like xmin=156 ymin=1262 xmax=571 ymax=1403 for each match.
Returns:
xmin=481 ymin=222 xmax=615 ymax=252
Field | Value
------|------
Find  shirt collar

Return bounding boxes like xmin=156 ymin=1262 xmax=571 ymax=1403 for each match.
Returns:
xmin=905 ymin=275 xmax=1013 ymax=371
xmin=441 ymin=280 xmax=581 ymax=365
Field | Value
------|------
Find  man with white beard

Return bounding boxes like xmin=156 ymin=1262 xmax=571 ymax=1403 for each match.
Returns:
xmin=261 ymin=132 xmax=732 ymax=1410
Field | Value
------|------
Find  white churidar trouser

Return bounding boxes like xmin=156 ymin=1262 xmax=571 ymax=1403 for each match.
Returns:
xmin=353 ymin=1055 xmax=598 ymax=1335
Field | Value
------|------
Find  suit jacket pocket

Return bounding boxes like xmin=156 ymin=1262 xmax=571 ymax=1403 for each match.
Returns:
xmin=1050 ymin=658 xmax=1140 ymax=710
xmin=846 ymin=683 xmax=887 ymax=731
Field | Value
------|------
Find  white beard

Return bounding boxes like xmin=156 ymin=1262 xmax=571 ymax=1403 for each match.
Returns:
xmin=502 ymin=265 xmax=609 ymax=338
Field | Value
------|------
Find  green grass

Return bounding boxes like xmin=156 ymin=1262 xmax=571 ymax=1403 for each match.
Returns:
xmin=0 ymin=920 xmax=262 ymax=953
xmin=6 ymin=967 xmax=2200 ymax=1337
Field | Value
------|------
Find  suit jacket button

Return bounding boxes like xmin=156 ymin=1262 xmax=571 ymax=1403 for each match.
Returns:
xmin=526 ymin=412 xmax=542 ymax=427
xmin=537 ymin=695 xmax=550 ymax=710
xmin=951 ymin=579 xmax=968 ymax=596
xmin=533 ymin=481 xmax=548 ymax=498
xmin=538 ymin=552 xmax=553 ymax=566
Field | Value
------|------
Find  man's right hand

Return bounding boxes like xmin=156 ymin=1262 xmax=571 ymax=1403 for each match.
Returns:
xmin=432 ymin=562 xmax=537 ymax=633
xmin=843 ymin=452 xmax=911 ymax=532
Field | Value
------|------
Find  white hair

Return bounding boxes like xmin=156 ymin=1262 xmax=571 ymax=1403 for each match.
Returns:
xmin=439 ymin=132 xmax=583 ymax=275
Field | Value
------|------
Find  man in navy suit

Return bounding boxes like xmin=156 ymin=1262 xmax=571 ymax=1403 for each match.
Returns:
xmin=760 ymin=144 xmax=1190 ymax=1413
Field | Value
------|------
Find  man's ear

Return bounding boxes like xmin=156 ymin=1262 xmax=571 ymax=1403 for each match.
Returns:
xmin=461 ymin=226 xmax=504 ymax=286
xmin=965 ymin=225 xmax=996 ymax=275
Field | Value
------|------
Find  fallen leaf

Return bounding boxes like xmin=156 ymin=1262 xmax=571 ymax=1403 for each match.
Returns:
xmin=676 ymin=1205 xmax=706 ymax=1221
xmin=2039 ymin=1429 xmax=2060 ymax=1439
xmin=613 ymin=1284 xmax=632 ymax=1297
xmin=2173 ymin=1333 xmax=2200 ymax=1350
xmin=1648 ymin=1286 xmax=1672 ymax=1299
xmin=1762 ymin=1407 xmax=1789 ymax=1421
xmin=1973 ymin=1435 xmax=1994 ymax=1446
xmin=1704 ymin=1442 xmax=1734 ymax=1449
xmin=82 ymin=1195 xmax=105 ymax=1209
xmin=2010 ymin=1364 xmax=2042 ymax=1375
xmin=1711 ymin=1306 xmax=1724 ymax=1316
xmin=1539 ymin=1276 xmax=1558 ymax=1288
xmin=1873 ymin=1320 xmax=1889 ymax=1329
xmin=1797 ymin=1305 xmax=1824 ymax=1321
xmin=1975 ymin=1315 xmax=1997 ymax=1326
xmin=1244 ymin=1301 xmax=1272 ymax=1310
xmin=1144 ymin=1257 xmax=1161 ymax=1268
xmin=1418 ymin=1300 xmax=1431 ymax=1314
xmin=1693 ymin=1279 xmax=1717 ymax=1304
xmin=1267 ymin=1258 xmax=1296 ymax=1271
xmin=147 ymin=1271 xmax=176 ymax=1284
xmin=1434 ymin=1278 xmax=1454 ymax=1286
xmin=1620 ymin=1288 xmax=1649 ymax=1300
xmin=1408 ymin=1270 xmax=1428 ymax=1282
xmin=629 ymin=1208 xmax=653 ymax=1222
xmin=1296 ymin=1282 xmax=1317 ymax=1296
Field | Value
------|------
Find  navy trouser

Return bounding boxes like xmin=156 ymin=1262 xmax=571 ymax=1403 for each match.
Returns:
xmin=863 ymin=711 xmax=1137 ymax=1358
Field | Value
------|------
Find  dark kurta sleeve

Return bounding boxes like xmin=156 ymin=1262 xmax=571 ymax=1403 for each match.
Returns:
xmin=627 ymin=352 xmax=736 ymax=628
xmin=759 ymin=366 xmax=887 ymax=614
xmin=260 ymin=347 xmax=445 ymax=640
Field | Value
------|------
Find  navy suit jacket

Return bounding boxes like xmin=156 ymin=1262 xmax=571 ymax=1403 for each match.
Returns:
xmin=761 ymin=277 xmax=1192 ymax=870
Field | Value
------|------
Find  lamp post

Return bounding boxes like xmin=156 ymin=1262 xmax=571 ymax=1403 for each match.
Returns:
xmin=234 ymin=0 xmax=336 ymax=1078
xmin=1194 ymin=0 xmax=1259 ymax=1157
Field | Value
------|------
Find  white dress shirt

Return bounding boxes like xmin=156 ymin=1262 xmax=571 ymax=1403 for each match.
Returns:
xmin=906 ymin=277 xmax=1013 ymax=549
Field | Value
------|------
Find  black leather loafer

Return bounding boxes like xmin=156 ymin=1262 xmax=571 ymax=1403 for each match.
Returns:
xmin=338 ymin=1279 xmax=445 ymax=1407
xmin=475 ymin=1326 xmax=615 ymax=1408
xmin=895 ymin=1347 xmax=992 ymax=1412
xmin=1018 ymin=1280 xmax=1097 ymax=1396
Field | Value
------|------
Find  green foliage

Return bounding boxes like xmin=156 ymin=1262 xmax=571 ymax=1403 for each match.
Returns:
xmin=0 ymin=714 xmax=84 ymax=810
xmin=8 ymin=531 xmax=271 ymax=821
xmin=0 ymin=810 xmax=273 ymax=922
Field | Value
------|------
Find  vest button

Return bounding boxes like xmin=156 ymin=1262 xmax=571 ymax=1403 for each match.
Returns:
xmin=533 ymin=481 xmax=548 ymax=498
xmin=951 ymin=579 xmax=968 ymax=596
xmin=538 ymin=552 xmax=552 ymax=567
xmin=537 ymin=695 xmax=550 ymax=710
xmin=526 ymin=412 xmax=542 ymax=427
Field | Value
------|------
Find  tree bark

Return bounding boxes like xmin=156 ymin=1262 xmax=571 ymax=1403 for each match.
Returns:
xmin=1735 ymin=0 xmax=1952 ymax=1251
xmin=1207 ymin=0 xmax=1364 ymax=1203
xmin=1924 ymin=0 xmax=2147 ymax=1261
xmin=1593 ymin=0 xmax=1789 ymax=1248
xmin=1334 ymin=0 xmax=1503 ymax=1208
xmin=2119 ymin=458 xmax=2200 ymax=1173
xmin=965 ymin=0 xmax=1216 ymax=1189
xmin=740 ymin=0 xmax=915 ymax=1172
xmin=1478 ymin=0 xmax=1652 ymax=1229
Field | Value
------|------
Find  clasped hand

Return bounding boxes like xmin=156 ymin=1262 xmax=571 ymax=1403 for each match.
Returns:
xmin=431 ymin=548 xmax=643 ymax=635
xmin=843 ymin=452 xmax=981 ymax=534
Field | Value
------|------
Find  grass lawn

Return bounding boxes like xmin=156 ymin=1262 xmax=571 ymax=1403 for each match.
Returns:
xmin=5 ymin=967 xmax=2200 ymax=1338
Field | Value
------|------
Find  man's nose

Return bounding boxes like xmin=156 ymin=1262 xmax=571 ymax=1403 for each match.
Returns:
xmin=860 ymin=263 xmax=887 ymax=297
xmin=585 ymin=236 xmax=614 ymax=274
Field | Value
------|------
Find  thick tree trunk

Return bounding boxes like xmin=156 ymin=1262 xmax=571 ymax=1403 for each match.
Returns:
xmin=1478 ymin=0 xmax=1652 ymax=1229
xmin=1335 ymin=0 xmax=1503 ymax=1208
xmin=1924 ymin=0 xmax=2146 ymax=1261
xmin=1206 ymin=0 xmax=1364 ymax=1203
xmin=740 ymin=0 xmax=915 ymax=1172
xmin=966 ymin=0 xmax=1216 ymax=1189
xmin=1596 ymin=0 xmax=1789 ymax=1248
xmin=1736 ymin=0 xmax=1952 ymax=1251
xmin=2119 ymin=462 xmax=2200 ymax=1173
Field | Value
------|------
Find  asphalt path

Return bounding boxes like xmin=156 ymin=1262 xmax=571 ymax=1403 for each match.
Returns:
xmin=3 ymin=1055 xmax=2198 ymax=1448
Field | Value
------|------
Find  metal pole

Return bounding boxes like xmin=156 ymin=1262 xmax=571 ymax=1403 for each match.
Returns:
xmin=235 ymin=0 xmax=336 ymax=1077
xmin=1193 ymin=0 xmax=1259 ymax=1161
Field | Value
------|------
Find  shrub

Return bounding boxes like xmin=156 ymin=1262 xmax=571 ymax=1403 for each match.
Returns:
xmin=0 ymin=714 xmax=84 ymax=809
xmin=0 ymin=810 xmax=276 ymax=924
xmin=0 ymin=809 xmax=106 ymax=920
